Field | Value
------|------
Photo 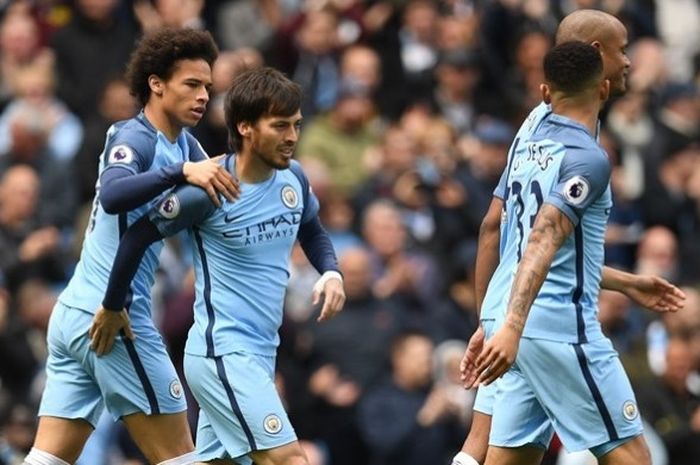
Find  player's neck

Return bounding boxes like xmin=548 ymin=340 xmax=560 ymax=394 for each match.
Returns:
xmin=235 ymin=151 xmax=274 ymax=184
xmin=551 ymin=100 xmax=600 ymax=137
xmin=143 ymin=106 xmax=181 ymax=143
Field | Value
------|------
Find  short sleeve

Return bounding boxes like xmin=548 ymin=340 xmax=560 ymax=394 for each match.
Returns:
xmin=149 ymin=185 xmax=216 ymax=237
xmin=493 ymin=169 xmax=508 ymax=199
xmin=546 ymin=145 xmax=611 ymax=226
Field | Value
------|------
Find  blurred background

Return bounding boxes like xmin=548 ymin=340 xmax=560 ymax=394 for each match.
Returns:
xmin=0 ymin=0 xmax=698 ymax=464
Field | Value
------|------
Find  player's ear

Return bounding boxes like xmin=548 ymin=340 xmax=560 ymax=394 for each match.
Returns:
xmin=540 ymin=83 xmax=552 ymax=104
xmin=237 ymin=121 xmax=251 ymax=138
xmin=600 ymin=79 xmax=610 ymax=102
xmin=148 ymin=75 xmax=163 ymax=96
xmin=589 ymin=40 xmax=602 ymax=51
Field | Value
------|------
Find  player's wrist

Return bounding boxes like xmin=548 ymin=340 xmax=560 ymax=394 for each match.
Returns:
xmin=313 ymin=270 xmax=343 ymax=293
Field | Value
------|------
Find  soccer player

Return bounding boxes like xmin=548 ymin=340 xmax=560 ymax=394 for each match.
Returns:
xmin=93 ymin=67 xmax=345 ymax=465
xmin=26 ymin=28 xmax=240 ymax=465
xmin=451 ymin=10 xmax=686 ymax=465
xmin=469 ymin=41 xmax=652 ymax=465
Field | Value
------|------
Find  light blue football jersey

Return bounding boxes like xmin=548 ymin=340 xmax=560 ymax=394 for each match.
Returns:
xmin=149 ymin=156 xmax=320 ymax=357
xmin=59 ymin=112 xmax=207 ymax=327
xmin=480 ymin=102 xmax=551 ymax=322
xmin=482 ymin=113 xmax=612 ymax=344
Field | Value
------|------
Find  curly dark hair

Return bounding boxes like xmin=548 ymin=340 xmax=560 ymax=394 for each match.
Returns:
xmin=224 ymin=67 xmax=302 ymax=152
xmin=125 ymin=27 xmax=218 ymax=107
xmin=543 ymin=41 xmax=603 ymax=94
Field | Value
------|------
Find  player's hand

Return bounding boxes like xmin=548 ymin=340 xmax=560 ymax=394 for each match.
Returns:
xmin=626 ymin=275 xmax=686 ymax=313
xmin=313 ymin=272 xmax=345 ymax=322
xmin=183 ymin=158 xmax=240 ymax=207
xmin=89 ymin=307 xmax=135 ymax=356
xmin=474 ymin=325 xmax=520 ymax=386
xmin=461 ymin=325 xmax=485 ymax=389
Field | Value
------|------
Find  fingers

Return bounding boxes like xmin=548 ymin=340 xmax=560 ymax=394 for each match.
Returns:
xmin=316 ymin=291 xmax=345 ymax=322
xmin=205 ymin=185 xmax=221 ymax=208
xmin=474 ymin=344 xmax=512 ymax=386
xmin=312 ymin=289 xmax=320 ymax=306
xmin=89 ymin=325 xmax=99 ymax=351
xmin=216 ymin=170 xmax=240 ymax=201
xmin=97 ymin=331 xmax=116 ymax=357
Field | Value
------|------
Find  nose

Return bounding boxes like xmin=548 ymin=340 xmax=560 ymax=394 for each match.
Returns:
xmin=197 ymin=86 xmax=210 ymax=104
xmin=286 ymin=125 xmax=300 ymax=143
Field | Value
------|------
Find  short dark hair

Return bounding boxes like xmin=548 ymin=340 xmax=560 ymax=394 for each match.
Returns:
xmin=224 ymin=67 xmax=302 ymax=152
xmin=125 ymin=28 xmax=218 ymax=107
xmin=543 ymin=41 xmax=603 ymax=94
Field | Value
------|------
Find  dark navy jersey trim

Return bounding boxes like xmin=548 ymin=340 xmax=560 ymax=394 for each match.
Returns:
xmin=124 ymin=337 xmax=160 ymax=414
xmin=118 ymin=213 xmax=135 ymax=312
xmin=117 ymin=212 xmax=156 ymax=412
xmin=194 ymin=227 xmax=216 ymax=357
xmin=215 ymin=357 xmax=257 ymax=450
xmin=573 ymin=224 xmax=586 ymax=343
xmin=574 ymin=344 xmax=618 ymax=442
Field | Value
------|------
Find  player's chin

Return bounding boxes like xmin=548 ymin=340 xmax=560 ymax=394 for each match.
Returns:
xmin=275 ymin=158 xmax=292 ymax=170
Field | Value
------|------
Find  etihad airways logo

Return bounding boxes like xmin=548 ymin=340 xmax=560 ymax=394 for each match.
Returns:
xmin=223 ymin=211 xmax=302 ymax=245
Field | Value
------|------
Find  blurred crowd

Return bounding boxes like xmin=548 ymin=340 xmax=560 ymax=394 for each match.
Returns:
xmin=0 ymin=0 xmax=698 ymax=464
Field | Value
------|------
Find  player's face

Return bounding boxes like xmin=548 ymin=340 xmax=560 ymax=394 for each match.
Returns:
xmin=249 ymin=111 xmax=302 ymax=170
xmin=599 ymin=21 xmax=630 ymax=95
xmin=159 ymin=58 xmax=213 ymax=129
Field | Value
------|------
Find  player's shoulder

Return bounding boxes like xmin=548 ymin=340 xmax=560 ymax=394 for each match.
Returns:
xmin=286 ymin=159 xmax=308 ymax=185
xmin=183 ymin=130 xmax=209 ymax=160
xmin=107 ymin=115 xmax=157 ymax=160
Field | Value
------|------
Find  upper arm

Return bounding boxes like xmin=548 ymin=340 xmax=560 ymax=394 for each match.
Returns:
xmin=482 ymin=196 xmax=504 ymax=233
xmin=101 ymin=128 xmax=154 ymax=177
xmin=289 ymin=161 xmax=320 ymax=223
xmin=545 ymin=145 xmax=611 ymax=226
xmin=529 ymin=203 xmax=575 ymax=251
xmin=149 ymin=185 xmax=216 ymax=237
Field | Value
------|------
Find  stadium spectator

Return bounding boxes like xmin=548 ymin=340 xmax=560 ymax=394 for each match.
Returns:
xmin=50 ymin=0 xmax=138 ymax=120
xmin=358 ymin=330 xmax=465 ymax=465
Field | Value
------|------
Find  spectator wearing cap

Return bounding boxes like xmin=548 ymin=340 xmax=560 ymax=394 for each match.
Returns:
xmin=430 ymin=48 xmax=481 ymax=135
xmin=451 ymin=116 xmax=514 ymax=223
xmin=297 ymin=78 xmax=381 ymax=195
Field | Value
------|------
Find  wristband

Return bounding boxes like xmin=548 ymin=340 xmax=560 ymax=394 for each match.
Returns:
xmin=313 ymin=270 xmax=343 ymax=294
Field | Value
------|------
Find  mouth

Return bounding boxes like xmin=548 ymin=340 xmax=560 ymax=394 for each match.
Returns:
xmin=279 ymin=147 xmax=295 ymax=159
xmin=190 ymin=107 xmax=206 ymax=119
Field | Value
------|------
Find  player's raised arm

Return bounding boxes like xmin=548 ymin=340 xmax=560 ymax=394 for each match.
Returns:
xmin=89 ymin=184 xmax=216 ymax=355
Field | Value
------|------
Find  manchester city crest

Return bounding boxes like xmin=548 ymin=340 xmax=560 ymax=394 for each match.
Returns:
xmin=281 ymin=185 xmax=298 ymax=209
xmin=169 ymin=379 xmax=183 ymax=399
xmin=263 ymin=414 xmax=283 ymax=434
xmin=622 ymin=400 xmax=638 ymax=421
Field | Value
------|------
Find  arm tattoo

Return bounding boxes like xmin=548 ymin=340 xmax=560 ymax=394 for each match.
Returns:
xmin=505 ymin=204 xmax=574 ymax=333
